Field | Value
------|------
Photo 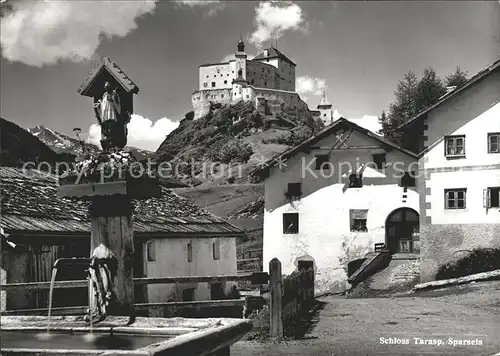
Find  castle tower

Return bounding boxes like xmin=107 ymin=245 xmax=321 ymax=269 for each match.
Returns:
xmin=317 ymin=90 xmax=333 ymax=126
xmin=232 ymin=65 xmax=248 ymax=103
xmin=235 ymin=36 xmax=247 ymax=80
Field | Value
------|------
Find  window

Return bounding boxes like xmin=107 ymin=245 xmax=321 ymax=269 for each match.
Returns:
xmin=210 ymin=283 xmax=225 ymax=300
xmin=182 ymin=288 xmax=195 ymax=302
xmin=286 ymin=183 xmax=302 ymax=198
xmin=372 ymin=153 xmax=386 ymax=170
xmin=212 ymin=239 xmax=220 ymax=260
xmin=349 ymin=174 xmax=363 ymax=188
xmin=264 ymin=81 xmax=267 ymax=86
xmin=221 ymin=94 xmax=224 ymax=99
xmin=350 ymin=209 xmax=368 ymax=232
xmin=445 ymin=135 xmax=465 ymax=158
xmin=445 ymin=189 xmax=466 ymax=209
xmin=315 ymin=155 xmax=330 ymax=170
xmin=251 ymin=79 xmax=255 ymax=85
xmin=246 ymin=95 xmax=249 ymax=99
xmin=484 ymin=187 xmax=500 ymax=208
xmin=401 ymin=171 xmax=416 ymax=187
xmin=203 ymin=83 xmax=208 ymax=88
xmin=211 ymin=82 xmax=216 ymax=88
xmin=147 ymin=241 xmax=155 ymax=261
xmin=224 ymin=80 xmax=227 ymax=84
xmin=488 ymin=133 xmax=500 ymax=153
xmin=283 ymin=213 xmax=299 ymax=234
xmin=187 ymin=241 xmax=193 ymax=262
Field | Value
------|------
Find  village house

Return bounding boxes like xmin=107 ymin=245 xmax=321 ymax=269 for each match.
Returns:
xmin=251 ymin=118 xmax=420 ymax=294
xmin=398 ymin=58 xmax=500 ymax=282
xmin=0 ymin=167 xmax=244 ymax=311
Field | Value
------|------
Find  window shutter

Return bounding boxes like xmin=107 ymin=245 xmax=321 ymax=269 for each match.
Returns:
xmin=147 ymin=240 xmax=156 ymax=262
xmin=483 ymin=188 xmax=491 ymax=208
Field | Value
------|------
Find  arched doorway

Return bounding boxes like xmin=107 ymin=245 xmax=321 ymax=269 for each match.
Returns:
xmin=385 ymin=208 xmax=419 ymax=254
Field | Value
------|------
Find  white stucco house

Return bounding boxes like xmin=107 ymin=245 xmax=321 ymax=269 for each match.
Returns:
xmin=398 ymin=57 xmax=500 ymax=282
xmin=251 ymin=118 xmax=420 ymax=294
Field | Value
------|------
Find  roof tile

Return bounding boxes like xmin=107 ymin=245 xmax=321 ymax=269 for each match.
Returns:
xmin=0 ymin=167 xmax=242 ymax=236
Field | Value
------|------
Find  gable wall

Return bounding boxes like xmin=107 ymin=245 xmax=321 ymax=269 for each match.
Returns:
xmin=263 ymin=127 xmax=419 ymax=294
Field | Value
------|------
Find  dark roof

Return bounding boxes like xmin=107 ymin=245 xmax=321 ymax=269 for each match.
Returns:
xmin=397 ymin=58 xmax=500 ymax=130
xmin=250 ymin=118 xmax=417 ymax=179
xmin=199 ymin=61 xmax=231 ymax=68
xmin=78 ymin=57 xmax=139 ymax=97
xmin=252 ymin=47 xmax=296 ymax=66
xmin=0 ymin=167 xmax=242 ymax=237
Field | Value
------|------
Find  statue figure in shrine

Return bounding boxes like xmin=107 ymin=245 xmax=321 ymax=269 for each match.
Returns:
xmin=93 ymin=81 xmax=130 ymax=150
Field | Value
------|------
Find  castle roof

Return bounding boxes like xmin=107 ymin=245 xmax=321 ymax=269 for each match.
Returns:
xmin=252 ymin=47 xmax=296 ymax=67
xmin=78 ymin=57 xmax=139 ymax=98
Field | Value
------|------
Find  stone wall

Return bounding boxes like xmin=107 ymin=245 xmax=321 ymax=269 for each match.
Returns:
xmin=420 ymin=223 xmax=500 ymax=281
xmin=192 ymin=89 xmax=232 ymax=120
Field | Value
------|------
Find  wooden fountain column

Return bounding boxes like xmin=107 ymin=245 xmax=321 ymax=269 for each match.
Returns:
xmin=90 ymin=195 xmax=135 ymax=319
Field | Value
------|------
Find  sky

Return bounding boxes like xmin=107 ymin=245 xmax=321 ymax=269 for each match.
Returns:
xmin=1 ymin=0 xmax=499 ymax=151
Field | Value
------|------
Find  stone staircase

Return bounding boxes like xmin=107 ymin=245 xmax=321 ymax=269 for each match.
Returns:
xmin=348 ymin=257 xmax=420 ymax=298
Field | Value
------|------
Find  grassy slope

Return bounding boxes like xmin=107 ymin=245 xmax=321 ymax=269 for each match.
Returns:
xmin=174 ymin=184 xmax=264 ymax=254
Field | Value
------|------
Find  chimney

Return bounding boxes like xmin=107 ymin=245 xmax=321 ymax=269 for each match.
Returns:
xmin=446 ymin=85 xmax=457 ymax=94
xmin=439 ymin=85 xmax=457 ymax=99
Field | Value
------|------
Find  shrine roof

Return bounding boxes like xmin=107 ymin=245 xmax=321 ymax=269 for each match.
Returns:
xmin=78 ymin=57 xmax=139 ymax=97
xmin=0 ymin=167 xmax=242 ymax=237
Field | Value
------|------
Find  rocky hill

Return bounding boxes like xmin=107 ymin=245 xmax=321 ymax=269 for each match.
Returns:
xmin=153 ymin=100 xmax=322 ymax=187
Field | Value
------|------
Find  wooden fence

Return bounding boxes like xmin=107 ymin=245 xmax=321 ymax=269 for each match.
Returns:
xmin=237 ymin=248 xmax=263 ymax=274
xmin=0 ymin=272 xmax=269 ymax=318
xmin=269 ymin=258 xmax=315 ymax=338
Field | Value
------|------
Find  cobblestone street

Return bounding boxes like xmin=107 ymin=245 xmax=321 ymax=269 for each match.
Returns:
xmin=234 ymin=281 xmax=500 ymax=356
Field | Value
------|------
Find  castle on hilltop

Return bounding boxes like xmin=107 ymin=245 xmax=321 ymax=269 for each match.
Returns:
xmin=192 ymin=39 xmax=333 ymax=122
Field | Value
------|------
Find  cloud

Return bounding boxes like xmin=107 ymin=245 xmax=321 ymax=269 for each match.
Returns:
xmin=348 ymin=116 xmax=382 ymax=135
xmin=0 ymin=0 xmax=157 ymax=67
xmin=88 ymin=114 xmax=180 ymax=151
xmin=221 ymin=53 xmax=236 ymax=62
xmin=296 ymin=76 xmax=327 ymax=99
xmin=175 ymin=0 xmax=225 ymax=17
xmin=249 ymin=1 xmax=305 ymax=47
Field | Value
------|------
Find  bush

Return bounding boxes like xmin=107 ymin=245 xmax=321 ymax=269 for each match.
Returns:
xmin=217 ymin=140 xmax=253 ymax=164
xmin=436 ymin=248 xmax=500 ymax=280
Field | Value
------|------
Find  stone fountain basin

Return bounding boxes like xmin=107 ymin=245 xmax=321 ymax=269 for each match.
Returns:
xmin=0 ymin=315 xmax=252 ymax=355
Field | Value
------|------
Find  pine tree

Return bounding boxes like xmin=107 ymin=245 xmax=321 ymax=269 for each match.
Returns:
xmin=445 ymin=66 xmax=468 ymax=87
xmin=415 ymin=67 xmax=446 ymax=113
xmin=381 ymin=71 xmax=419 ymax=140
xmin=380 ymin=65 xmax=469 ymax=143
xmin=377 ymin=111 xmax=389 ymax=136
